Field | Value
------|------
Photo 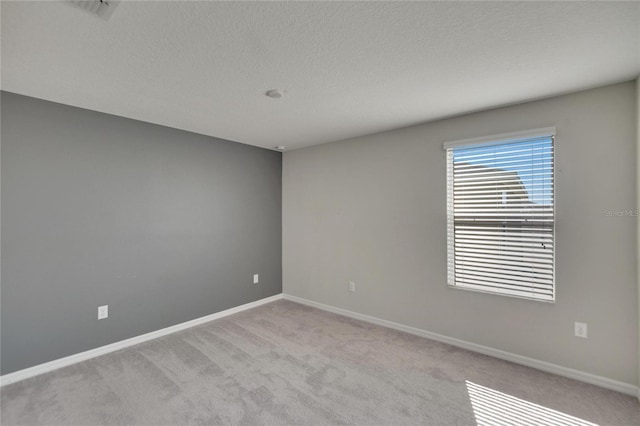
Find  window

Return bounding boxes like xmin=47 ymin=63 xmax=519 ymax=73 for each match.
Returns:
xmin=445 ymin=128 xmax=555 ymax=302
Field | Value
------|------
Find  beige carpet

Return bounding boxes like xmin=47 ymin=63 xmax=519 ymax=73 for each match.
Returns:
xmin=1 ymin=300 xmax=638 ymax=425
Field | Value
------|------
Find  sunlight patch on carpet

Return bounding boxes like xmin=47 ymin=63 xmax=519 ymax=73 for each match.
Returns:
xmin=466 ymin=380 xmax=597 ymax=426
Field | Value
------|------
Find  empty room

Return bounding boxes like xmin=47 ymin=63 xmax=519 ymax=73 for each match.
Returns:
xmin=1 ymin=1 xmax=639 ymax=425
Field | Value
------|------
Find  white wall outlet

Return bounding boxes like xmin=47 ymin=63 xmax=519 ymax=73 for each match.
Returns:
xmin=348 ymin=281 xmax=356 ymax=292
xmin=98 ymin=305 xmax=109 ymax=320
xmin=253 ymin=274 xmax=259 ymax=284
xmin=574 ymin=322 xmax=587 ymax=338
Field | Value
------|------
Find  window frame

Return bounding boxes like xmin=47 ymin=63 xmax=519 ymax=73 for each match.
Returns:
xmin=444 ymin=127 xmax=557 ymax=302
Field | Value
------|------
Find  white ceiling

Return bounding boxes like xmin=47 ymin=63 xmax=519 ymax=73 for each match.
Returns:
xmin=2 ymin=1 xmax=639 ymax=151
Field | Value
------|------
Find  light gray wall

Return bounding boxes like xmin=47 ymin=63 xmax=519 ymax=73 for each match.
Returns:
xmin=1 ymin=91 xmax=282 ymax=375
xmin=283 ymin=81 xmax=638 ymax=385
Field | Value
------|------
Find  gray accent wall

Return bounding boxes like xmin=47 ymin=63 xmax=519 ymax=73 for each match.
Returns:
xmin=1 ymin=92 xmax=282 ymax=375
xmin=283 ymin=81 xmax=638 ymax=385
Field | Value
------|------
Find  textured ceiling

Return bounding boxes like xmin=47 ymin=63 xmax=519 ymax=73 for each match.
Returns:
xmin=2 ymin=1 xmax=639 ymax=150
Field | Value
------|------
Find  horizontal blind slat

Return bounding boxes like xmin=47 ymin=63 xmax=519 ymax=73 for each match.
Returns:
xmin=455 ymin=231 xmax=554 ymax=240
xmin=455 ymin=262 xmax=553 ymax=277
xmin=455 ymin=255 xmax=554 ymax=270
xmin=454 ymin=246 xmax=553 ymax=260
xmin=455 ymin=238 xmax=553 ymax=250
xmin=455 ymin=281 xmax=553 ymax=300
xmin=455 ymin=277 xmax=553 ymax=294
xmin=455 ymin=269 xmax=553 ymax=285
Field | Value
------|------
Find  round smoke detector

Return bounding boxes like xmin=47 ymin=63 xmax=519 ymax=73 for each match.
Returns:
xmin=265 ymin=89 xmax=286 ymax=99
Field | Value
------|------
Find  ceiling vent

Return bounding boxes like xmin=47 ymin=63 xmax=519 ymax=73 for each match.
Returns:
xmin=69 ymin=0 xmax=120 ymax=20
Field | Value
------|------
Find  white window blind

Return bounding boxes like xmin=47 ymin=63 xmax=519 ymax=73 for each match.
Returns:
xmin=446 ymin=129 xmax=555 ymax=302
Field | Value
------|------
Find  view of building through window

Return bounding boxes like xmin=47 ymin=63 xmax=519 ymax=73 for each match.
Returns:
xmin=453 ymin=139 xmax=553 ymax=206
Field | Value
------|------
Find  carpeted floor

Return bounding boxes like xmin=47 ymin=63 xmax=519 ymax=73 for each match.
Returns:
xmin=1 ymin=300 xmax=639 ymax=425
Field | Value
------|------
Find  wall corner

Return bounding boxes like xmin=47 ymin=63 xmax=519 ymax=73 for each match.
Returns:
xmin=636 ymin=75 xmax=640 ymax=399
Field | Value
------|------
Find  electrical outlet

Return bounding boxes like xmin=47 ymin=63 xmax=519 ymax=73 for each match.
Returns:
xmin=98 ymin=305 xmax=109 ymax=320
xmin=253 ymin=274 xmax=259 ymax=284
xmin=574 ymin=322 xmax=587 ymax=338
xmin=348 ymin=281 xmax=356 ymax=292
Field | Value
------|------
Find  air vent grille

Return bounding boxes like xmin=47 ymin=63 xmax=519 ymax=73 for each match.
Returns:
xmin=69 ymin=0 xmax=120 ymax=20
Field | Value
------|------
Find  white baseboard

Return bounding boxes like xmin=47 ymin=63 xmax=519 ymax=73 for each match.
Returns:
xmin=4 ymin=292 xmax=637 ymax=398
xmin=0 ymin=294 xmax=284 ymax=387
xmin=283 ymin=294 xmax=639 ymax=397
